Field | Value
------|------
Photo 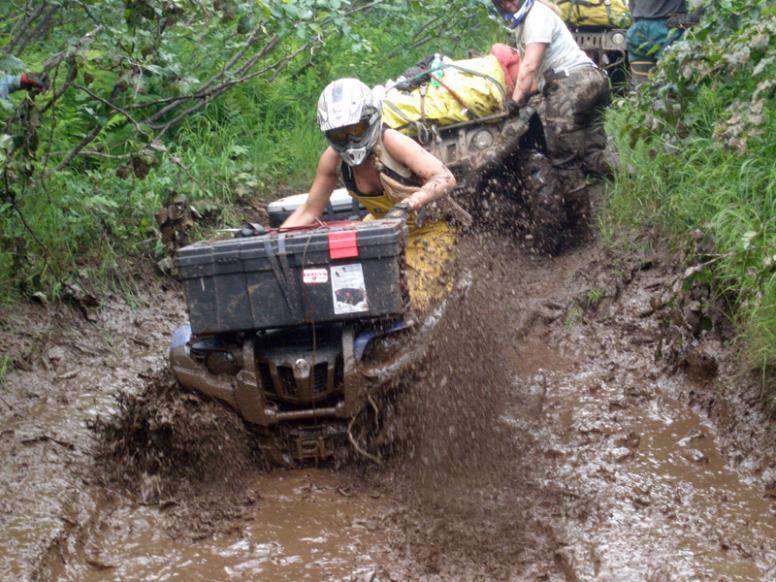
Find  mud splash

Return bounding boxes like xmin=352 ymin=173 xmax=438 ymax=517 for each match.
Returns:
xmin=370 ymin=235 xmax=561 ymax=577
xmin=95 ymin=368 xmax=264 ymax=539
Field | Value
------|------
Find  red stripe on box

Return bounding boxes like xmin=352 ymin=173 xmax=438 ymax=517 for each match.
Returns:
xmin=328 ymin=230 xmax=359 ymax=259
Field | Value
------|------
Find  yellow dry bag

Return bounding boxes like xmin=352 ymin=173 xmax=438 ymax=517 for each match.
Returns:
xmin=380 ymin=55 xmax=507 ymax=134
xmin=555 ymin=0 xmax=632 ymax=28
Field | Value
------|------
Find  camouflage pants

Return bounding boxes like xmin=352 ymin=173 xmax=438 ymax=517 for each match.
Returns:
xmin=540 ymin=66 xmax=612 ymax=175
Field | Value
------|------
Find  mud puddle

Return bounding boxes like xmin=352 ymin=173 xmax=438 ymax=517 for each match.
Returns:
xmin=59 ymin=470 xmax=388 ymax=581
xmin=511 ymin=252 xmax=776 ymax=580
xmin=0 ymin=277 xmax=188 ymax=580
xmin=523 ymin=346 xmax=776 ymax=579
xmin=364 ymin=242 xmax=775 ymax=578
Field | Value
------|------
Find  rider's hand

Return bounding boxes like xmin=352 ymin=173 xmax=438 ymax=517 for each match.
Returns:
xmin=384 ymin=200 xmax=412 ymax=221
xmin=20 ymin=72 xmax=49 ymax=92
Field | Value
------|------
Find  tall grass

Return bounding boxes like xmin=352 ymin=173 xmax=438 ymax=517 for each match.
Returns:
xmin=602 ymin=0 xmax=775 ymax=396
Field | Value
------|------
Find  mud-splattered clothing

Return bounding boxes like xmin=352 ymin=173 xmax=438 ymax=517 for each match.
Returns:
xmin=341 ymin=160 xmax=457 ymax=314
xmin=540 ymin=66 xmax=611 ymax=174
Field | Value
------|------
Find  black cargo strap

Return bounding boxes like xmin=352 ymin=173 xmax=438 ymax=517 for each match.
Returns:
xmin=263 ymin=236 xmax=301 ymax=317
xmin=277 ymin=235 xmax=304 ymax=315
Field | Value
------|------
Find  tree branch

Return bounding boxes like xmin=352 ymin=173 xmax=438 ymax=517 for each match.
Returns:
xmin=13 ymin=4 xmax=60 ymax=56
xmin=3 ymin=1 xmax=47 ymax=56
xmin=74 ymin=84 xmax=145 ymax=134
xmin=144 ymin=33 xmax=281 ymax=124
xmin=53 ymin=124 xmax=103 ymax=172
xmin=149 ymin=41 xmax=311 ymax=136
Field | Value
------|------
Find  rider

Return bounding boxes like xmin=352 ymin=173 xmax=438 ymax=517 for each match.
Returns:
xmin=281 ymin=78 xmax=458 ymax=312
xmin=492 ymin=0 xmax=612 ymax=175
xmin=627 ymin=0 xmax=689 ymax=87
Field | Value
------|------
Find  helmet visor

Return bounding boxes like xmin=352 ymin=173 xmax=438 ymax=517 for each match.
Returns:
xmin=325 ymin=119 xmax=371 ymax=147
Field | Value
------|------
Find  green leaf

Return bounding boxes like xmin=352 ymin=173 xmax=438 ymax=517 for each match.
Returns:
xmin=105 ymin=114 xmax=125 ymax=131
xmin=0 ymin=55 xmax=25 ymax=71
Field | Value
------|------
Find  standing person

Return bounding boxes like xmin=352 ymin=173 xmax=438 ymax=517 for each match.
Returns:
xmin=627 ymin=0 xmax=688 ymax=86
xmin=281 ymin=78 xmax=460 ymax=312
xmin=0 ymin=72 xmax=47 ymax=100
xmin=492 ymin=0 xmax=612 ymax=175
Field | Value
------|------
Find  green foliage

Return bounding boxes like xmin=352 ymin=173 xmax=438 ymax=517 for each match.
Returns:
xmin=584 ymin=288 xmax=604 ymax=308
xmin=0 ymin=355 xmax=10 ymax=388
xmin=603 ymin=0 xmax=775 ymax=392
xmin=0 ymin=0 xmax=495 ymax=301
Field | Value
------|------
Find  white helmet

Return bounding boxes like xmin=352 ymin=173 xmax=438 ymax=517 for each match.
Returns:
xmin=317 ymin=78 xmax=381 ymax=167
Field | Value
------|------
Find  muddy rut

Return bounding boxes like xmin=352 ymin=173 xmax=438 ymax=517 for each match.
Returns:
xmin=0 ymin=233 xmax=774 ymax=580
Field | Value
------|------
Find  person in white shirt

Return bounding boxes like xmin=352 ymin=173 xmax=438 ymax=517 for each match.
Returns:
xmin=493 ymin=0 xmax=612 ymax=175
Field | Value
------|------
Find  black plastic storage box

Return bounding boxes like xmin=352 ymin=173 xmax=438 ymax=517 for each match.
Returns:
xmin=267 ymin=188 xmax=367 ymax=228
xmin=177 ymin=219 xmax=407 ymax=335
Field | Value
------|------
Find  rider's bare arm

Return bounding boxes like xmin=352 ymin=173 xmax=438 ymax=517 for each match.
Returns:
xmin=382 ymin=129 xmax=456 ymax=212
xmin=281 ymin=147 xmax=340 ymax=228
xmin=513 ymin=42 xmax=546 ymax=105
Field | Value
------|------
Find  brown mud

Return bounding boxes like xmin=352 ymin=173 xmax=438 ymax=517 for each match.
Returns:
xmin=0 ymin=228 xmax=774 ymax=579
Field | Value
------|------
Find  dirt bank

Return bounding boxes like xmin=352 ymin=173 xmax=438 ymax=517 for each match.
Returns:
xmin=0 ymin=229 xmax=773 ymax=580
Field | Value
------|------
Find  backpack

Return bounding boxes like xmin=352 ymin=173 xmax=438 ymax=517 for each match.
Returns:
xmin=554 ymin=0 xmax=632 ymax=28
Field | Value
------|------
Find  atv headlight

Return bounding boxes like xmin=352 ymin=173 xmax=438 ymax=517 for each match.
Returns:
xmin=472 ymin=129 xmax=494 ymax=150
xmin=611 ymin=32 xmax=626 ymax=48
xmin=294 ymin=358 xmax=311 ymax=378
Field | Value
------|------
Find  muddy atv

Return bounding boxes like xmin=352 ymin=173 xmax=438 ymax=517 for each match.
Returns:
xmin=569 ymin=26 xmax=629 ymax=88
xmin=170 ymin=216 xmax=468 ymax=465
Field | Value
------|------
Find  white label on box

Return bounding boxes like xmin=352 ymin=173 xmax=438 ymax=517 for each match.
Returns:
xmin=302 ymin=268 xmax=329 ymax=284
xmin=331 ymin=264 xmax=369 ymax=314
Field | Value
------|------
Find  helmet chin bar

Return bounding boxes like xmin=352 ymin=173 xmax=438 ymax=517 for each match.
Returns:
xmin=329 ymin=116 xmax=381 ymax=167
xmin=340 ymin=145 xmax=369 ymax=167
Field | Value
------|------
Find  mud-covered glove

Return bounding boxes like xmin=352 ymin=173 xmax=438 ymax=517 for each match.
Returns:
xmin=504 ymin=97 xmax=521 ymax=116
xmin=236 ymin=222 xmax=266 ymax=238
xmin=20 ymin=72 xmax=49 ymax=92
xmin=384 ymin=200 xmax=412 ymax=221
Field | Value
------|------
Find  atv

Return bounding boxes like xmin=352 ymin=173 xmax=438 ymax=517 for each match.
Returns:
xmin=170 ymin=215 xmax=473 ymax=465
xmin=569 ymin=26 xmax=629 ymax=88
